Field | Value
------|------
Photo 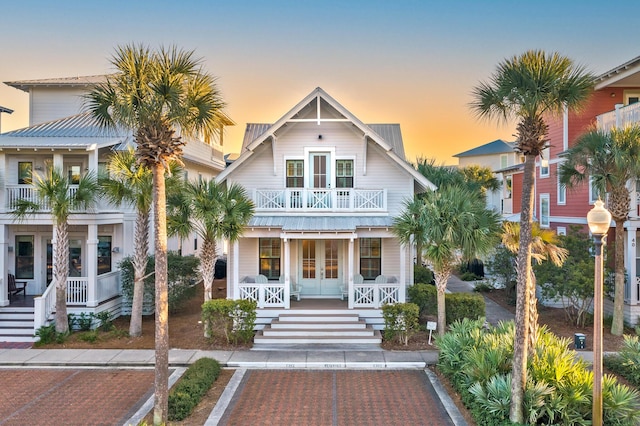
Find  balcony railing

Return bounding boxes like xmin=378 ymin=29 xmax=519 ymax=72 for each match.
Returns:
xmin=596 ymin=103 xmax=640 ymax=133
xmin=254 ymin=188 xmax=386 ymax=212
xmin=4 ymin=184 xmax=130 ymax=213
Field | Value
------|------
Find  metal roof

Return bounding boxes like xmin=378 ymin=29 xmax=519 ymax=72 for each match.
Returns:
xmin=242 ymin=123 xmax=271 ymax=150
xmin=367 ymin=124 xmax=405 ymax=160
xmin=5 ymin=75 xmax=108 ymax=92
xmin=248 ymin=216 xmax=394 ymax=231
xmin=0 ymin=105 xmax=13 ymax=114
xmin=0 ymin=112 xmax=127 ymax=138
xmin=454 ymin=139 xmax=515 ymax=158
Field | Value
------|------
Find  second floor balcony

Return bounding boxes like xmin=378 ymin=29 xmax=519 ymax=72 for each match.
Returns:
xmin=597 ymin=102 xmax=640 ymax=133
xmin=254 ymin=188 xmax=387 ymax=212
xmin=3 ymin=184 xmax=127 ymax=214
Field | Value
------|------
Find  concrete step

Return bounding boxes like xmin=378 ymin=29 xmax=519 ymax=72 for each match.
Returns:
xmin=277 ymin=313 xmax=361 ymax=322
xmin=262 ymin=326 xmax=375 ymax=337
xmin=253 ymin=331 xmax=382 ymax=345
xmin=270 ymin=319 xmax=368 ymax=329
xmin=0 ymin=334 xmax=37 ymax=343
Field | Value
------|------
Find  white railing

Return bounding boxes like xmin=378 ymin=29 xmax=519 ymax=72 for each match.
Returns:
xmin=254 ymin=188 xmax=386 ymax=212
xmin=353 ymin=283 xmax=401 ymax=308
xmin=239 ymin=283 xmax=286 ymax=308
xmin=96 ymin=271 xmax=121 ymax=303
xmin=34 ymin=282 xmax=56 ymax=331
xmin=501 ymin=198 xmax=513 ymax=215
xmin=597 ymin=102 xmax=640 ymax=133
xmin=6 ymin=185 xmax=78 ymax=211
xmin=66 ymin=277 xmax=88 ymax=305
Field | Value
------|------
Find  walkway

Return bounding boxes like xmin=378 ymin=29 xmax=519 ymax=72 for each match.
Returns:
xmin=446 ymin=274 xmax=515 ymax=325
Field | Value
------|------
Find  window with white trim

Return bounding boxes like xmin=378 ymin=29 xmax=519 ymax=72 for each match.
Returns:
xmin=286 ymin=160 xmax=304 ymax=188
xmin=557 ymin=171 xmax=566 ymax=205
xmin=540 ymin=194 xmax=550 ymax=228
xmin=336 ymin=160 xmax=354 ymax=188
xmin=589 ymin=177 xmax=601 ymax=204
xmin=500 ymin=154 xmax=508 ymax=169
xmin=540 ymin=147 xmax=550 ymax=177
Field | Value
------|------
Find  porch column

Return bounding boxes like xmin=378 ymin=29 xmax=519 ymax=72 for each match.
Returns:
xmin=88 ymin=147 xmax=99 ymax=173
xmin=284 ymin=237 xmax=290 ymax=309
xmin=53 ymin=153 xmax=63 ymax=170
xmin=230 ymin=240 xmax=239 ymax=300
xmin=399 ymin=243 xmax=406 ymax=303
xmin=348 ymin=237 xmax=354 ymax=309
xmin=86 ymin=224 xmax=98 ymax=307
xmin=0 ymin=152 xmax=6 ymax=211
xmin=627 ymin=226 xmax=638 ymax=304
xmin=0 ymin=225 xmax=8 ymax=306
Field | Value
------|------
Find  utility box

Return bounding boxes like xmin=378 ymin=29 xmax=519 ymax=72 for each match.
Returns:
xmin=574 ymin=333 xmax=586 ymax=350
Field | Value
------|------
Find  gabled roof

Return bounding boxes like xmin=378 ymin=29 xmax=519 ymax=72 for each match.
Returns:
xmin=454 ymin=139 xmax=515 ymax=158
xmin=218 ymin=87 xmax=435 ymax=192
xmin=5 ymin=75 xmax=108 ymax=92
xmin=594 ymin=55 xmax=640 ymax=90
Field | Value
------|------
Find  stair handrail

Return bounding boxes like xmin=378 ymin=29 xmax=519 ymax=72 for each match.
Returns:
xmin=33 ymin=283 xmax=55 ymax=333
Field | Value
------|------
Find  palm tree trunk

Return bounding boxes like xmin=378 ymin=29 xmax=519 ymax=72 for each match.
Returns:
xmin=152 ymin=163 xmax=169 ymax=426
xmin=434 ymin=265 xmax=451 ymax=337
xmin=611 ymin=219 xmax=625 ymax=336
xmin=53 ymin=222 xmax=70 ymax=334
xmin=510 ymin=153 xmax=536 ymax=424
xmin=130 ymin=209 xmax=150 ymax=337
xmin=199 ymin=238 xmax=216 ymax=338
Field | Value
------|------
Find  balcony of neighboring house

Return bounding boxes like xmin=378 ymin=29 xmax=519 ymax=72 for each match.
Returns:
xmin=596 ymin=102 xmax=640 ymax=133
xmin=253 ymin=188 xmax=387 ymax=212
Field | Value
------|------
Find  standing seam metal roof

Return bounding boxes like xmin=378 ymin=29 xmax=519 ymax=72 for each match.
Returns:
xmin=248 ymin=216 xmax=394 ymax=231
xmin=0 ymin=112 xmax=127 ymax=138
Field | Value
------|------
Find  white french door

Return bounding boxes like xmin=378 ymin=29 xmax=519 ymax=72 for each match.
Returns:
xmin=299 ymin=239 xmax=341 ymax=297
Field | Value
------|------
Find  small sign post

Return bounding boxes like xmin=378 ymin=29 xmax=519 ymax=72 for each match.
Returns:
xmin=426 ymin=321 xmax=437 ymax=344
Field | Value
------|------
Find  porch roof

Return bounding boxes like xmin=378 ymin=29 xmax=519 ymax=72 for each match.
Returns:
xmin=248 ymin=215 xmax=394 ymax=231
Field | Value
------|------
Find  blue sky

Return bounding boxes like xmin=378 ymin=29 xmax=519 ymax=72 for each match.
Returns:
xmin=1 ymin=1 xmax=639 ymax=163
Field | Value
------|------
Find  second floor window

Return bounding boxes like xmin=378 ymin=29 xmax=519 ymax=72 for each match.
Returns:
xmin=336 ymin=160 xmax=354 ymax=188
xmin=68 ymin=165 xmax=81 ymax=184
xmin=286 ymin=160 xmax=304 ymax=188
xmin=540 ymin=194 xmax=550 ymax=228
xmin=18 ymin=162 xmax=32 ymax=184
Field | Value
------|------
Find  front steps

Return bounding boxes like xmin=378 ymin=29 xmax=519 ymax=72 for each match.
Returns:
xmin=0 ymin=307 xmax=36 ymax=343
xmin=253 ymin=313 xmax=382 ymax=348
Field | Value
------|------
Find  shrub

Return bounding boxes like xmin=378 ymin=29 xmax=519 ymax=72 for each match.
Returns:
xmin=605 ymin=335 xmax=640 ymax=387
xmin=94 ymin=310 xmax=114 ymax=332
xmin=201 ymin=299 xmax=257 ymax=344
xmin=168 ymin=357 xmax=221 ymax=421
xmin=76 ymin=312 xmax=94 ymax=331
xmin=120 ymin=251 xmax=200 ymax=315
xmin=414 ymin=265 xmax=434 ymax=285
xmin=408 ymin=283 xmax=484 ymax=325
xmin=381 ymin=303 xmax=419 ymax=345
xmin=473 ymin=280 xmax=494 ymax=293
xmin=446 ymin=293 xmax=485 ymax=324
xmin=459 ymin=271 xmax=481 ymax=281
xmin=78 ymin=330 xmax=99 ymax=343
xmin=34 ymin=323 xmax=67 ymax=345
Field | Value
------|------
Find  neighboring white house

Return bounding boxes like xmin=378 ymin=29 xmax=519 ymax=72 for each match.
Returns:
xmin=0 ymin=75 xmax=229 ymax=341
xmin=215 ymin=87 xmax=435 ymax=341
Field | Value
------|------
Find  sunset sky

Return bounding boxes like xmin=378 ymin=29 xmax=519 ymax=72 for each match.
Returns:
xmin=1 ymin=0 xmax=639 ymax=164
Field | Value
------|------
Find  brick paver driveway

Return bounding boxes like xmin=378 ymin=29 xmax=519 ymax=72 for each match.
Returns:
xmin=0 ymin=368 xmax=153 ymax=426
xmin=220 ymin=370 xmax=454 ymax=426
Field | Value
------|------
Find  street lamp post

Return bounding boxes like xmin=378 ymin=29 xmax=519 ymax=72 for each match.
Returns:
xmin=587 ymin=199 xmax=612 ymax=426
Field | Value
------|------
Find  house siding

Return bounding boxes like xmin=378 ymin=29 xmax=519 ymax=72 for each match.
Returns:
xmin=30 ymin=87 xmax=87 ymax=126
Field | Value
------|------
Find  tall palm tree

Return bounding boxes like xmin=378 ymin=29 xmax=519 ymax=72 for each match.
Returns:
xmin=559 ymin=126 xmax=640 ymax=336
xmin=168 ymin=179 xmax=254 ymax=314
xmin=12 ymin=168 xmax=99 ymax=334
xmin=393 ymin=197 xmax=428 ymax=267
xmin=501 ymin=221 xmax=568 ymax=347
xmin=100 ymin=148 xmax=182 ymax=337
xmin=85 ymin=44 xmax=225 ymax=425
xmin=399 ymin=185 xmax=501 ymax=336
xmin=470 ymin=50 xmax=594 ymax=423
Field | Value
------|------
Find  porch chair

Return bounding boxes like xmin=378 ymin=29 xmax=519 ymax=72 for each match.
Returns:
xmin=255 ymin=274 xmax=268 ymax=283
xmin=374 ymin=275 xmax=387 ymax=284
xmin=341 ymin=273 xmax=363 ymax=300
xmin=8 ymin=273 xmax=27 ymax=301
xmin=280 ymin=276 xmax=303 ymax=301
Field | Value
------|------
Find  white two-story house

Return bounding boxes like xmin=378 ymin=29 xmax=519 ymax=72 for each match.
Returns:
xmin=0 ymin=75 xmax=229 ymax=341
xmin=216 ymin=88 xmax=435 ymax=344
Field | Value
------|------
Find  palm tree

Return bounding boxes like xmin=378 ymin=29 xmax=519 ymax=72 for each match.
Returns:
xmin=559 ymin=126 xmax=640 ymax=336
xmin=168 ymin=179 xmax=254 ymax=317
xmin=501 ymin=221 xmax=568 ymax=347
xmin=397 ymin=185 xmax=501 ymax=336
xmin=100 ymin=148 xmax=182 ymax=337
xmin=85 ymin=44 xmax=225 ymax=425
xmin=470 ymin=50 xmax=594 ymax=423
xmin=393 ymin=197 xmax=428 ymax=267
xmin=12 ymin=168 xmax=99 ymax=334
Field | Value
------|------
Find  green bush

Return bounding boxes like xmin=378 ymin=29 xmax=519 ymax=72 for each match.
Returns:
xmin=414 ymin=265 xmax=434 ymax=284
xmin=437 ymin=319 xmax=640 ymax=425
xmin=94 ymin=310 xmax=114 ymax=332
xmin=34 ymin=323 xmax=67 ymax=345
xmin=605 ymin=335 xmax=640 ymax=387
xmin=120 ymin=251 xmax=200 ymax=314
xmin=168 ymin=357 xmax=221 ymax=421
xmin=459 ymin=271 xmax=481 ymax=281
xmin=408 ymin=283 xmax=484 ymax=325
xmin=472 ymin=280 xmax=494 ymax=293
xmin=78 ymin=330 xmax=99 ymax=343
xmin=446 ymin=293 xmax=485 ymax=324
xmin=201 ymin=299 xmax=257 ymax=344
xmin=381 ymin=303 xmax=419 ymax=345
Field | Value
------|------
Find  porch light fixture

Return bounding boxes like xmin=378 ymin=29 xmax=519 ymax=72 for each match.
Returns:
xmin=586 ymin=198 xmax=611 ymax=426
xmin=318 ymin=134 xmax=322 ymax=140
xmin=112 ymin=247 xmax=120 ymax=253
